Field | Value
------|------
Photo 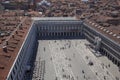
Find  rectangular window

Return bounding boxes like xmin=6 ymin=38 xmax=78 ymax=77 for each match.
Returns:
xmin=11 ymin=75 xmax=13 ymax=80
xmin=13 ymin=68 xmax=15 ymax=75
xmin=15 ymin=64 xmax=17 ymax=70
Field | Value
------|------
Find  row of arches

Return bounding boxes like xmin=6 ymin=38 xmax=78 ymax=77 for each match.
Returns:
xmin=38 ymin=31 xmax=82 ymax=39
xmin=84 ymin=31 xmax=120 ymax=67
xmin=100 ymin=48 xmax=120 ymax=67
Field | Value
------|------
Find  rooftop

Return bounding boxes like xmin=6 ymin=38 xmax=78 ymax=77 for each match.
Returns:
xmin=40 ymin=0 xmax=120 ymax=44
xmin=0 ymin=10 xmax=32 ymax=79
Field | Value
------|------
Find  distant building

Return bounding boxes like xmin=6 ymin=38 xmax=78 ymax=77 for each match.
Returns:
xmin=37 ymin=0 xmax=51 ymax=6
xmin=1 ymin=1 xmax=29 ymax=10
xmin=0 ymin=3 xmax=4 ymax=10
xmin=35 ymin=0 xmax=51 ymax=11
xmin=81 ymin=0 xmax=89 ymax=2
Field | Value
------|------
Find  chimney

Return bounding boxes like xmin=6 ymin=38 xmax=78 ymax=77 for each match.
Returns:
xmin=6 ymin=41 xmax=8 ymax=45
xmin=16 ymin=31 xmax=18 ymax=34
xmin=3 ymin=46 xmax=7 ymax=53
xmin=12 ymin=35 xmax=14 ymax=38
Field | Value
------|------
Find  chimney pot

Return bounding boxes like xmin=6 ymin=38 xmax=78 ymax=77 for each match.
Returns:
xmin=3 ymin=46 xmax=7 ymax=53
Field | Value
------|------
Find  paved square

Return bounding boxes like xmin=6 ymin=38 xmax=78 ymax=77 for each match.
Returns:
xmin=32 ymin=39 xmax=120 ymax=80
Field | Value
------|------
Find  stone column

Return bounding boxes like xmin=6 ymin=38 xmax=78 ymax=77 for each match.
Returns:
xmin=69 ymin=32 xmax=70 ymax=37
